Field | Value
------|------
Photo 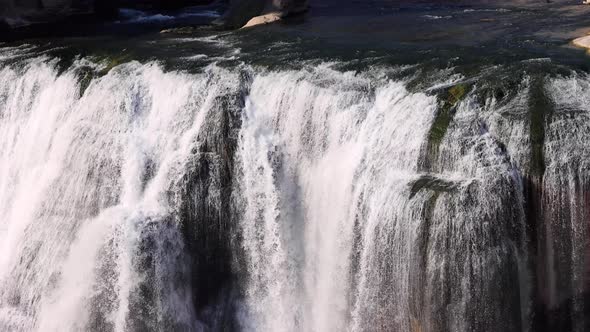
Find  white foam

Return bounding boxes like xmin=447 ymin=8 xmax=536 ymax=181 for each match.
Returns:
xmin=0 ymin=59 xmax=237 ymax=331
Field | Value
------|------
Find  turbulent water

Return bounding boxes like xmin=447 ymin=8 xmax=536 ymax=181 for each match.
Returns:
xmin=0 ymin=37 xmax=588 ymax=332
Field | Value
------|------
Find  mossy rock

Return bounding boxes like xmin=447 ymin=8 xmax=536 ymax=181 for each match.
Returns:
xmin=428 ymin=83 xmax=468 ymax=148
xmin=447 ymin=84 xmax=466 ymax=105
xmin=78 ymin=67 xmax=95 ymax=97
xmin=76 ymin=53 xmax=134 ymax=97
xmin=97 ymin=53 xmax=133 ymax=76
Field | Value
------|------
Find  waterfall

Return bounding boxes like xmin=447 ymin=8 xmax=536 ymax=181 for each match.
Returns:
xmin=0 ymin=46 xmax=588 ymax=332
xmin=234 ymin=68 xmax=437 ymax=331
xmin=541 ymin=75 xmax=590 ymax=332
xmin=0 ymin=55 xmax=241 ymax=331
xmin=234 ymin=66 xmax=527 ymax=332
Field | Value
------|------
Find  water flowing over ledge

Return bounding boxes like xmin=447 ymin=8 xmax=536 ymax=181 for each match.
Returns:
xmin=0 ymin=47 xmax=588 ymax=332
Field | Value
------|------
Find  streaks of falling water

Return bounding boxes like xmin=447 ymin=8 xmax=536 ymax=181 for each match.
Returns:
xmin=0 ymin=50 xmax=574 ymax=332
xmin=0 ymin=57 xmax=239 ymax=332
xmin=234 ymin=66 xmax=528 ymax=332
xmin=235 ymin=68 xmax=389 ymax=332
xmin=542 ymin=75 xmax=590 ymax=332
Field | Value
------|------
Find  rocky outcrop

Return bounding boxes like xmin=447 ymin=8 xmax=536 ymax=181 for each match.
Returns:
xmin=240 ymin=11 xmax=280 ymax=28
xmin=215 ymin=0 xmax=308 ymax=29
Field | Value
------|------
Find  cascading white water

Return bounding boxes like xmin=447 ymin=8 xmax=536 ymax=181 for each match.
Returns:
xmin=234 ymin=67 xmax=438 ymax=331
xmin=234 ymin=65 xmax=528 ymax=332
xmin=0 ymin=54 xmax=241 ymax=331
xmin=4 ymin=44 xmax=585 ymax=332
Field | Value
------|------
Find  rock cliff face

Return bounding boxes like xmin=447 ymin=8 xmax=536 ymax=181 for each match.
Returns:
xmin=0 ymin=0 xmax=215 ymax=27
xmin=0 ymin=0 xmax=115 ymax=26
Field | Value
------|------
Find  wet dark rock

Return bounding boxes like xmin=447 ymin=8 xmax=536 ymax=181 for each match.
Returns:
xmin=528 ymin=77 xmax=553 ymax=177
xmin=175 ymin=72 xmax=248 ymax=329
xmin=409 ymin=174 xmax=459 ymax=199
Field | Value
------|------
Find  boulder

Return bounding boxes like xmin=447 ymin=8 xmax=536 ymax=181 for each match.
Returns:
xmin=240 ymin=11 xmax=281 ymax=28
xmin=214 ymin=0 xmax=308 ymax=29
xmin=572 ymin=35 xmax=590 ymax=52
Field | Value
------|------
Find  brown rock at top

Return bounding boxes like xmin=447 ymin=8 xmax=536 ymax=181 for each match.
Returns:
xmin=215 ymin=0 xmax=308 ymax=29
